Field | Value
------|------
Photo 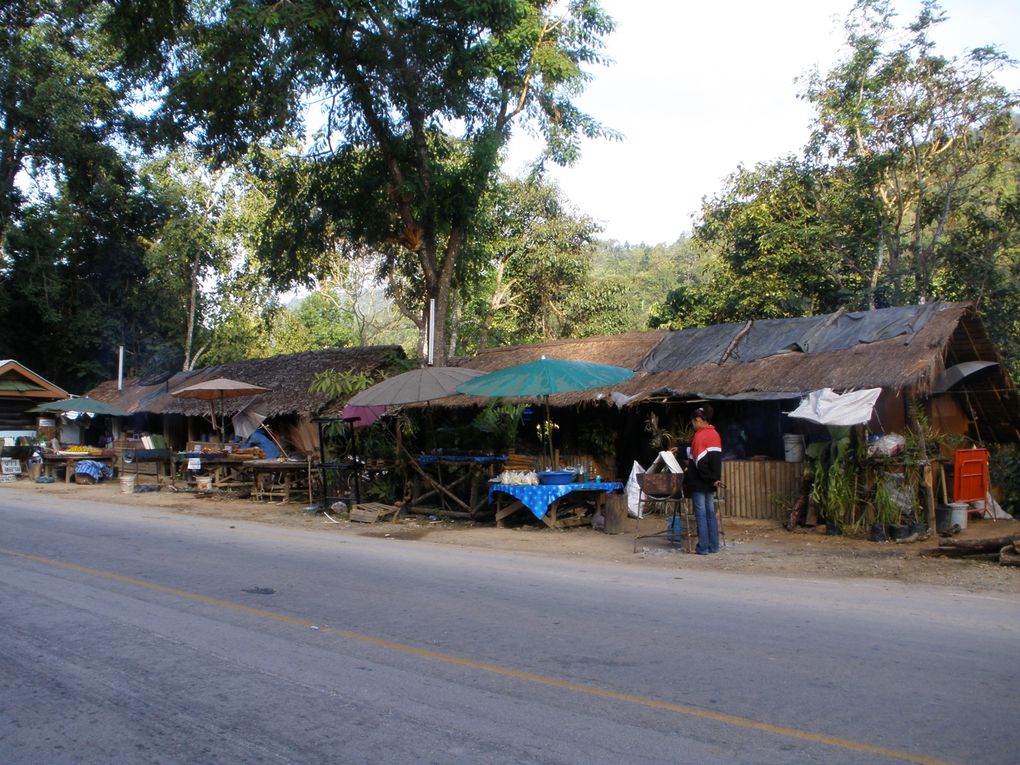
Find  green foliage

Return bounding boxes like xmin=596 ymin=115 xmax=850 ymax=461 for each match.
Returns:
xmin=309 ymin=369 xmax=377 ymax=400
xmin=597 ymin=236 xmax=702 ymax=330
xmin=456 ymin=175 xmax=620 ymax=351
xmin=989 ymin=444 xmax=1020 ymax=517
xmin=803 ymin=0 xmax=1019 ymax=305
xmin=471 ymin=402 xmax=526 ymax=451
xmin=116 ymin=0 xmax=617 ymax=365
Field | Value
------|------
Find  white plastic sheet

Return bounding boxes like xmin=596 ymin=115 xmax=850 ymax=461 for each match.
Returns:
xmin=787 ymin=387 xmax=882 ymax=427
xmin=625 ymin=460 xmax=645 ymax=518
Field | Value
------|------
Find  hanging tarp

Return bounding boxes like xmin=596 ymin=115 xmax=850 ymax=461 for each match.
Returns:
xmin=787 ymin=388 xmax=883 ymax=427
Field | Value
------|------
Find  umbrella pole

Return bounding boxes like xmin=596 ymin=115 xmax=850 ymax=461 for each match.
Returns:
xmin=209 ymin=401 xmax=218 ymax=443
xmin=544 ymin=396 xmax=555 ymax=470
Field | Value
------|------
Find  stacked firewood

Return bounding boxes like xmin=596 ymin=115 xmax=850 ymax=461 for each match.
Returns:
xmin=920 ymin=534 xmax=1020 ymax=567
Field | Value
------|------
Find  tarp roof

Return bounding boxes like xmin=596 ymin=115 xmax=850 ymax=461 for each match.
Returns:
xmin=638 ymin=303 xmax=942 ymax=372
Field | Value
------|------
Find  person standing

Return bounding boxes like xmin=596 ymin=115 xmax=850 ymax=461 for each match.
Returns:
xmin=686 ymin=405 xmax=723 ymax=554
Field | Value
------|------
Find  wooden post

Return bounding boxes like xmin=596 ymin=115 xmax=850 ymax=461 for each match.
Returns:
xmin=922 ymin=463 xmax=937 ymax=532
xmin=603 ymin=493 xmax=628 ymax=534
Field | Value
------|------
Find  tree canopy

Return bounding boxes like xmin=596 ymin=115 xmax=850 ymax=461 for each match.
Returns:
xmin=653 ymin=0 xmax=1020 ymax=370
xmin=112 ymin=0 xmax=617 ymax=364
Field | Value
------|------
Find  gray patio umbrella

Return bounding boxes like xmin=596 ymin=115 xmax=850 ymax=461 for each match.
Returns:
xmin=347 ymin=367 xmax=485 ymax=407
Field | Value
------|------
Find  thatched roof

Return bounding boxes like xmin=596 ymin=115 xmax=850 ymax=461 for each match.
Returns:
xmin=440 ymin=303 xmax=1020 ymax=441
xmin=437 ymin=330 xmax=668 ymax=408
xmin=87 ymin=346 xmax=404 ymax=419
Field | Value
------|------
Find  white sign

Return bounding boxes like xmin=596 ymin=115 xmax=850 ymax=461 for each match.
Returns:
xmin=1 ymin=458 xmax=21 ymax=475
xmin=187 ymin=458 xmax=202 ymax=471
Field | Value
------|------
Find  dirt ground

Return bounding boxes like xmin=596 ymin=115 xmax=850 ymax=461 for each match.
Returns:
xmin=5 ymin=477 xmax=1020 ymax=594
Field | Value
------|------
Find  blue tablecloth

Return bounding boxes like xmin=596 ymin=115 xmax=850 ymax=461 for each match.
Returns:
xmin=489 ymin=482 xmax=623 ymax=520
xmin=417 ymin=454 xmax=506 ymax=466
xmin=75 ymin=460 xmax=114 ymax=481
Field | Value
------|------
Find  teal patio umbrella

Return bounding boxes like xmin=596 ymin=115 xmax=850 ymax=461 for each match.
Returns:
xmin=30 ymin=396 xmax=130 ymax=417
xmin=455 ymin=357 xmax=634 ymax=467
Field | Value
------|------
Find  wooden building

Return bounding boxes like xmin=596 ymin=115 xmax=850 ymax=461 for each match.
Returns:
xmin=0 ymin=359 xmax=69 ymax=438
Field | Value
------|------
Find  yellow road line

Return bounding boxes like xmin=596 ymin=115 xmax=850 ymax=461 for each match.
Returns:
xmin=1 ymin=547 xmax=957 ymax=765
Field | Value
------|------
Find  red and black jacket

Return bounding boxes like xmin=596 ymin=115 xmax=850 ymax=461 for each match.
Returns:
xmin=686 ymin=424 xmax=722 ymax=493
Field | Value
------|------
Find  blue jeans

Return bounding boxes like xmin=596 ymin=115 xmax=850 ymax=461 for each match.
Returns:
xmin=691 ymin=491 xmax=719 ymax=553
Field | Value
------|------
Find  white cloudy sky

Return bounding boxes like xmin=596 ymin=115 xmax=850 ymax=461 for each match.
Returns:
xmin=503 ymin=0 xmax=1020 ymax=245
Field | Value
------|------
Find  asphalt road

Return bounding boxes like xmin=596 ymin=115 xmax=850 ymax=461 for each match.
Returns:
xmin=1 ymin=492 xmax=1017 ymax=765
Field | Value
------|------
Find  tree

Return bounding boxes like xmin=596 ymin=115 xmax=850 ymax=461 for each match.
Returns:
xmin=0 ymin=1 xmax=136 ymax=256
xmin=593 ymin=236 xmax=701 ymax=329
xmin=803 ymin=0 xmax=1018 ymax=305
xmin=453 ymin=175 xmax=624 ymax=352
xmin=140 ymin=148 xmax=293 ymax=369
xmin=111 ymin=0 xmax=615 ymax=365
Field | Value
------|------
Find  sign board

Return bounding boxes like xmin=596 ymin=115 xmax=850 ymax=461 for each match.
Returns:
xmin=1 ymin=458 xmax=21 ymax=475
xmin=0 ymin=474 xmax=17 ymax=482
xmin=187 ymin=458 xmax=202 ymax=471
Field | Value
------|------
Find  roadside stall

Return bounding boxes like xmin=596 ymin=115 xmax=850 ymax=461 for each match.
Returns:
xmin=29 ymin=397 xmax=126 ymax=484
xmin=455 ymin=357 xmax=634 ymax=528
xmin=344 ymin=366 xmax=487 ymax=516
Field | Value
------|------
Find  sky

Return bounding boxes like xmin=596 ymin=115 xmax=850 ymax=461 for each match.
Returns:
xmin=503 ymin=0 xmax=1020 ymax=245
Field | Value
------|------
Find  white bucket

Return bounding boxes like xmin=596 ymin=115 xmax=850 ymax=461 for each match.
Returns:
xmin=949 ymin=501 xmax=969 ymax=530
xmin=120 ymin=475 xmax=136 ymax=494
xmin=196 ymin=476 xmax=213 ymax=491
xmin=783 ymin=434 xmax=805 ymax=463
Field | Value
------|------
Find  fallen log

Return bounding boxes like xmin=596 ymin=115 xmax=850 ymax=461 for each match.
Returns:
xmin=920 ymin=547 xmax=971 ymax=558
xmin=1001 ymin=546 xmax=1020 ymax=568
xmin=937 ymin=534 xmax=1020 ymax=553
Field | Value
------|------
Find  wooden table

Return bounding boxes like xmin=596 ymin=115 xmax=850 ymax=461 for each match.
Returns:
xmin=410 ymin=454 xmax=506 ymax=519
xmin=172 ymin=453 xmax=256 ymax=491
xmin=489 ymin=481 xmax=623 ymax=529
xmin=249 ymin=459 xmax=313 ymax=503
xmin=42 ymin=453 xmax=115 ymax=484
xmin=120 ymin=448 xmax=172 ymax=484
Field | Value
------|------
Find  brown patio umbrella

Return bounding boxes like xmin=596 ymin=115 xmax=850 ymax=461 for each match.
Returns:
xmin=170 ymin=377 xmax=272 ymax=442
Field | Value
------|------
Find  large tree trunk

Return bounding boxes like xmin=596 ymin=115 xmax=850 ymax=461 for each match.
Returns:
xmin=183 ymin=252 xmax=201 ymax=371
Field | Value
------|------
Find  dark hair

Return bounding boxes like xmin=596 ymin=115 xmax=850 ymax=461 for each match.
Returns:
xmin=691 ymin=404 xmax=714 ymax=423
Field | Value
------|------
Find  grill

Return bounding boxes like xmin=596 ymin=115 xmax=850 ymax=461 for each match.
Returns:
xmin=637 ymin=471 xmax=684 ymax=498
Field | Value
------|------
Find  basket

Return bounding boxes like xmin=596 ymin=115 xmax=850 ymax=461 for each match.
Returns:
xmin=638 ymin=471 xmax=684 ymax=498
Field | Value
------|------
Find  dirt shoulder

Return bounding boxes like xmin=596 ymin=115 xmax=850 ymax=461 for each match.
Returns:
xmin=5 ymin=478 xmax=1019 ymax=594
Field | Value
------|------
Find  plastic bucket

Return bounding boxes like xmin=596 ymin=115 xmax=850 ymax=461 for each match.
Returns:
xmin=120 ymin=475 xmax=136 ymax=494
xmin=949 ymin=501 xmax=969 ymax=530
xmin=196 ymin=476 xmax=213 ymax=491
xmin=935 ymin=504 xmax=953 ymax=533
xmin=783 ymin=434 xmax=805 ymax=463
